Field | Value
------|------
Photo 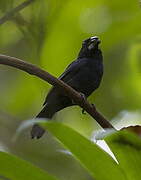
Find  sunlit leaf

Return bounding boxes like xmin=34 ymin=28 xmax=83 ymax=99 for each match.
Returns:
xmin=42 ymin=122 xmax=126 ymax=180
xmin=106 ymin=130 xmax=141 ymax=180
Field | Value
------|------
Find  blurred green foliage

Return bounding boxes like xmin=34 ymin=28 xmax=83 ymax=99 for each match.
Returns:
xmin=0 ymin=0 xmax=141 ymax=179
xmin=0 ymin=151 xmax=57 ymax=180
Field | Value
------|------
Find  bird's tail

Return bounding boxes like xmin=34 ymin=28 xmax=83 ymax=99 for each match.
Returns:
xmin=31 ymin=124 xmax=45 ymax=139
xmin=31 ymin=104 xmax=55 ymax=139
xmin=31 ymin=95 xmax=72 ymax=139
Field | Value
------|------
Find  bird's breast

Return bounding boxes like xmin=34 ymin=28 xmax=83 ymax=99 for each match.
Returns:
xmin=74 ymin=60 xmax=103 ymax=97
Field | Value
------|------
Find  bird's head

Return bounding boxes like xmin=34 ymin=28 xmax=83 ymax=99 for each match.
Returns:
xmin=78 ymin=36 xmax=101 ymax=58
xmin=83 ymin=36 xmax=101 ymax=50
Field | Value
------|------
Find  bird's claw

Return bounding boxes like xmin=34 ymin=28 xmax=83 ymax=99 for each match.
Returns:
xmin=80 ymin=93 xmax=86 ymax=100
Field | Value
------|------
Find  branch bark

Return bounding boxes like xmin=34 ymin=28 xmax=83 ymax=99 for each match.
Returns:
xmin=0 ymin=54 xmax=115 ymax=130
xmin=0 ymin=0 xmax=35 ymax=25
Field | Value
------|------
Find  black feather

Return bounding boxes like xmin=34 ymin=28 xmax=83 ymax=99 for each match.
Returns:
xmin=31 ymin=36 xmax=103 ymax=139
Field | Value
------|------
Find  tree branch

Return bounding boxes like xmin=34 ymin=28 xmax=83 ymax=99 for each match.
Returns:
xmin=0 ymin=0 xmax=35 ymax=25
xmin=0 ymin=54 xmax=115 ymax=130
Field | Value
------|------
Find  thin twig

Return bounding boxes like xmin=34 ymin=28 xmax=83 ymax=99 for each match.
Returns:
xmin=0 ymin=0 xmax=35 ymax=25
xmin=0 ymin=54 xmax=115 ymax=130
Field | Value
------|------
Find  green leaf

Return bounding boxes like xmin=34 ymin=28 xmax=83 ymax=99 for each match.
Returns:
xmin=105 ymin=130 xmax=141 ymax=180
xmin=0 ymin=151 xmax=57 ymax=180
xmin=42 ymin=122 xmax=126 ymax=180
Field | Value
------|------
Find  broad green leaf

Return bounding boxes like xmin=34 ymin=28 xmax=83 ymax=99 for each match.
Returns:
xmin=42 ymin=122 xmax=126 ymax=180
xmin=0 ymin=151 xmax=57 ymax=180
xmin=105 ymin=131 xmax=141 ymax=180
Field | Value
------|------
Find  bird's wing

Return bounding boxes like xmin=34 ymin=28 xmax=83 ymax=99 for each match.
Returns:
xmin=59 ymin=59 xmax=87 ymax=82
xmin=43 ymin=59 xmax=87 ymax=105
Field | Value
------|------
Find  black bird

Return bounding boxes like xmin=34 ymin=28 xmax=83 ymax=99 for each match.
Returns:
xmin=31 ymin=36 xmax=103 ymax=139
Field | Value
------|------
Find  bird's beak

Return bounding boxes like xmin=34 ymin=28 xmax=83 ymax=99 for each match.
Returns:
xmin=91 ymin=36 xmax=101 ymax=45
xmin=88 ymin=36 xmax=101 ymax=50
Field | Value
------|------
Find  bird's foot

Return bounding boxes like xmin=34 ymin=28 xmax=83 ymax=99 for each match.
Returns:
xmin=80 ymin=93 xmax=86 ymax=100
